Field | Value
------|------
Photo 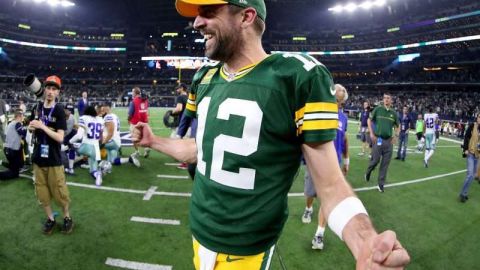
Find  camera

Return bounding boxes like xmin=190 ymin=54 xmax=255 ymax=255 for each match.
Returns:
xmin=23 ymin=74 xmax=44 ymax=99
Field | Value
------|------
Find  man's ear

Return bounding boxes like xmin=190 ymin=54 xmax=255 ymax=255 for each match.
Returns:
xmin=241 ymin=7 xmax=257 ymax=28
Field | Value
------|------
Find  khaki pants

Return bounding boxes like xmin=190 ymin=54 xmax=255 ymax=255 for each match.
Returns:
xmin=34 ymin=164 xmax=70 ymax=208
xmin=477 ymin=162 xmax=480 ymax=179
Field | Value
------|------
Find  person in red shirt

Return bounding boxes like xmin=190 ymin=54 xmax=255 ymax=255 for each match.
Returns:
xmin=128 ymin=87 xmax=150 ymax=158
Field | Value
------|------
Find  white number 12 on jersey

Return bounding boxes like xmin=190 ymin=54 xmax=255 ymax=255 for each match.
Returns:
xmin=196 ymin=97 xmax=263 ymax=190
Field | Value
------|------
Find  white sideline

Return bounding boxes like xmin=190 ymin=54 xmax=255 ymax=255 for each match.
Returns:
xmin=153 ymin=191 xmax=191 ymax=197
xmin=105 ymin=258 xmax=172 ymax=270
xmin=288 ymin=169 xmax=466 ymax=196
xmin=67 ymin=182 xmax=145 ymax=194
xmin=65 ymin=169 xmax=465 ymax=199
xmin=157 ymin=175 xmax=189 ymax=179
xmin=349 ymin=145 xmax=460 ymax=149
xmin=130 ymin=216 xmax=180 ymax=226
xmin=143 ymin=186 xmax=158 ymax=201
xmin=66 ymin=182 xmax=191 ymax=197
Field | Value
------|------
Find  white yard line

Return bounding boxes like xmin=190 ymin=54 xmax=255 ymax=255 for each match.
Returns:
xmin=349 ymin=145 xmax=460 ymax=149
xmin=157 ymin=175 xmax=189 ymax=179
xmin=164 ymin=163 xmax=181 ymax=166
xmin=66 ymin=181 xmax=191 ymax=197
xmin=143 ymin=186 xmax=158 ymax=201
xmin=105 ymin=258 xmax=172 ymax=270
xmin=67 ymin=182 xmax=146 ymax=194
xmin=130 ymin=216 xmax=180 ymax=226
xmin=66 ymin=169 xmax=465 ymax=198
xmin=153 ymin=191 xmax=191 ymax=197
xmin=288 ymin=169 xmax=466 ymax=196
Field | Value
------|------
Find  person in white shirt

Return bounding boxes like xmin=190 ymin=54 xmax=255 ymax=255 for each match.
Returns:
xmin=423 ymin=107 xmax=439 ymax=168
xmin=99 ymin=103 xmax=140 ymax=173
xmin=69 ymin=105 xmax=104 ymax=186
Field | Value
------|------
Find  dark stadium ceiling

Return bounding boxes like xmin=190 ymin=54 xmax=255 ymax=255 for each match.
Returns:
xmin=0 ymin=0 xmax=468 ymax=35
xmin=0 ymin=0 xmax=378 ymax=24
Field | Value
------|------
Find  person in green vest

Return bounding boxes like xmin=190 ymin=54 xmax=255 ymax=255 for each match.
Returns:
xmin=415 ymin=114 xmax=425 ymax=151
xmin=132 ymin=1 xmax=410 ymax=269
xmin=365 ymin=92 xmax=400 ymax=192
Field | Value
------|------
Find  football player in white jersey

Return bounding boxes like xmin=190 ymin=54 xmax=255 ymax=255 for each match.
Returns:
xmin=99 ymin=103 xmax=140 ymax=173
xmin=69 ymin=105 xmax=104 ymax=186
xmin=423 ymin=107 xmax=439 ymax=168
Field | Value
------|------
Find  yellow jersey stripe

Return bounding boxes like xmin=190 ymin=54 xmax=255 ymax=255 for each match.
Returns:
xmin=188 ymin=93 xmax=196 ymax=100
xmin=295 ymin=107 xmax=305 ymax=123
xmin=186 ymin=103 xmax=196 ymax=112
xmin=237 ymin=62 xmax=258 ymax=72
xmin=295 ymin=102 xmax=338 ymax=122
xmin=302 ymin=119 xmax=338 ymax=131
xmin=220 ymin=63 xmax=258 ymax=82
xmin=306 ymin=102 xmax=338 ymax=113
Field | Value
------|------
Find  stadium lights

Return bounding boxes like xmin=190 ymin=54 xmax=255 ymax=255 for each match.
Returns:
xmin=271 ymin=34 xmax=480 ymax=55
xmin=398 ymin=53 xmax=420 ymax=62
xmin=0 ymin=37 xmax=126 ymax=51
xmin=329 ymin=0 xmax=386 ymax=13
xmin=27 ymin=0 xmax=75 ymax=7
xmin=18 ymin=24 xmax=31 ymax=30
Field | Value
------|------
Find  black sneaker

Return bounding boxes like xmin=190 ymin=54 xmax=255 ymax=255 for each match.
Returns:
xmin=364 ymin=172 xmax=371 ymax=182
xmin=459 ymin=195 xmax=468 ymax=203
xmin=61 ymin=217 xmax=74 ymax=234
xmin=377 ymin=185 xmax=385 ymax=193
xmin=42 ymin=218 xmax=56 ymax=235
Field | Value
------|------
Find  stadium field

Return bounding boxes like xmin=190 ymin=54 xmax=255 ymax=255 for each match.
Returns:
xmin=1 ymin=107 xmax=479 ymax=270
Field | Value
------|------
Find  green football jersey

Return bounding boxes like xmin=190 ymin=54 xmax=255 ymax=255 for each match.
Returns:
xmin=185 ymin=53 xmax=338 ymax=255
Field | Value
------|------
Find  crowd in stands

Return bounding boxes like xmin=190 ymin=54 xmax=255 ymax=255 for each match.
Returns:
xmin=335 ymin=67 xmax=480 ymax=84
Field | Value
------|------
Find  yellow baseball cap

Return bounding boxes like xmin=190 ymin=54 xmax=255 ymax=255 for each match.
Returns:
xmin=175 ymin=0 xmax=266 ymax=21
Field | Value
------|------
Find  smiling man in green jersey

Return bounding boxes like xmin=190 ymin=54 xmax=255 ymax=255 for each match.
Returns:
xmin=132 ymin=0 xmax=410 ymax=269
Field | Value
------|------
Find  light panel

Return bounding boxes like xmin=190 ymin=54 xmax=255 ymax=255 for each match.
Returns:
xmin=272 ymin=34 xmax=480 ymax=55
xmin=329 ymin=0 xmax=387 ymax=13
xmin=27 ymin=0 xmax=75 ymax=7
xmin=0 ymin=37 xmax=126 ymax=52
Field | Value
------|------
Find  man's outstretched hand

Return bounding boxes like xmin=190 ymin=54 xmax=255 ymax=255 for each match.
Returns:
xmin=356 ymin=230 xmax=410 ymax=270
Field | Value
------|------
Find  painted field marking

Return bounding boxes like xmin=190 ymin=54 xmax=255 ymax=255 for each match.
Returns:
xmin=157 ymin=175 xmax=189 ymax=179
xmin=143 ymin=186 xmax=158 ymax=201
xmin=67 ymin=182 xmax=145 ymax=194
xmin=130 ymin=216 xmax=181 ymax=226
xmin=66 ymin=169 xmax=465 ymax=198
xmin=288 ymin=169 xmax=466 ymax=196
xmin=105 ymin=257 xmax=172 ymax=270
xmin=164 ymin=163 xmax=181 ymax=166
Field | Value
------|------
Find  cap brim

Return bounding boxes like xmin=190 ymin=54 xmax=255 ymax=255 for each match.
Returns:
xmin=44 ymin=82 xmax=60 ymax=89
xmin=176 ymin=0 xmax=228 ymax=17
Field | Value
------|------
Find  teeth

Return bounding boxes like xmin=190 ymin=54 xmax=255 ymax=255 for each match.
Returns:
xmin=204 ymin=34 xmax=212 ymax=40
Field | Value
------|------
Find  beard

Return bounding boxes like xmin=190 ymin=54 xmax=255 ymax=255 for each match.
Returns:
xmin=205 ymin=25 xmax=243 ymax=62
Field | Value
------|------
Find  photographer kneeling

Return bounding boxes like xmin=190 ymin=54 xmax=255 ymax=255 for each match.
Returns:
xmin=0 ymin=109 xmax=27 ymax=180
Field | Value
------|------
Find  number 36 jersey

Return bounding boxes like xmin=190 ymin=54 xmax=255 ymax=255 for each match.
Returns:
xmin=185 ymin=53 xmax=338 ymax=255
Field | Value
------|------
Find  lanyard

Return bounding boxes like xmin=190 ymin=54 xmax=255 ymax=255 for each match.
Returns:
xmin=40 ymin=103 xmax=55 ymax=143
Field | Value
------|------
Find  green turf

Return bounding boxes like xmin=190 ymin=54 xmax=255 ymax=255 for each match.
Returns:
xmin=1 ymin=107 xmax=479 ymax=269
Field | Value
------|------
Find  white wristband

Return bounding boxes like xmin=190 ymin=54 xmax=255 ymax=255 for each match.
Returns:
xmin=343 ymin=158 xmax=350 ymax=166
xmin=327 ymin=197 xmax=368 ymax=241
